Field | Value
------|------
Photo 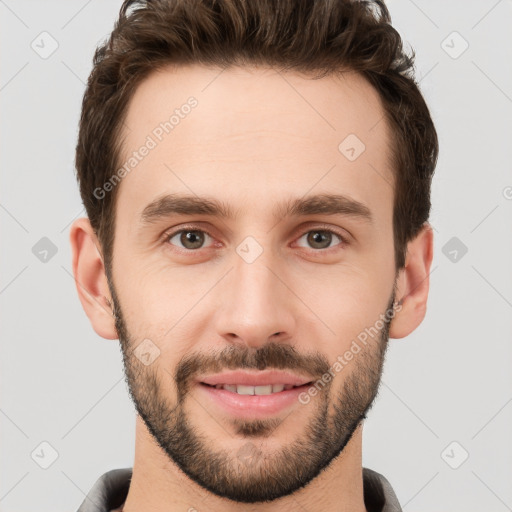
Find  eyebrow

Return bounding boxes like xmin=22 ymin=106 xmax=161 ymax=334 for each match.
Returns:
xmin=140 ymin=193 xmax=373 ymax=225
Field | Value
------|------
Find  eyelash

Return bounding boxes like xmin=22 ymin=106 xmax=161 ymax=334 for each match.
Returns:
xmin=162 ymin=224 xmax=349 ymax=253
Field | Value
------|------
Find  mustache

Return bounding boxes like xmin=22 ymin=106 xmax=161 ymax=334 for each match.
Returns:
xmin=174 ymin=342 xmax=331 ymax=396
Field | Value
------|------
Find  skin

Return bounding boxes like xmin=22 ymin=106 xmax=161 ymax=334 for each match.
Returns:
xmin=70 ymin=64 xmax=433 ymax=512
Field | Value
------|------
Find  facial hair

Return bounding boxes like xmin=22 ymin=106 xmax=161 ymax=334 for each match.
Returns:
xmin=108 ymin=277 xmax=396 ymax=504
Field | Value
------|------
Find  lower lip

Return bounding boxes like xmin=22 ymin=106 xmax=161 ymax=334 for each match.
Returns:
xmin=197 ymin=383 xmax=311 ymax=418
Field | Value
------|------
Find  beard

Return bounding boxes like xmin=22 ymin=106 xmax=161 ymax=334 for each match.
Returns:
xmin=108 ymin=276 xmax=396 ymax=504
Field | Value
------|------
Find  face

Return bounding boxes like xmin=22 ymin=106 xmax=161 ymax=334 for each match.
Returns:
xmin=107 ymin=65 xmax=398 ymax=503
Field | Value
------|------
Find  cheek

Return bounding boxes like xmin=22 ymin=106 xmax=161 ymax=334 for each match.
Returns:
xmin=114 ymin=260 xmax=213 ymax=355
xmin=303 ymin=267 xmax=392 ymax=353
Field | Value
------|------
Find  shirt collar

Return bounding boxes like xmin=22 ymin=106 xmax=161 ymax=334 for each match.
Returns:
xmin=77 ymin=467 xmax=402 ymax=512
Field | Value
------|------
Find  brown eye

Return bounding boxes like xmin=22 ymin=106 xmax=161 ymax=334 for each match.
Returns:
xmin=167 ymin=229 xmax=211 ymax=250
xmin=296 ymin=229 xmax=345 ymax=250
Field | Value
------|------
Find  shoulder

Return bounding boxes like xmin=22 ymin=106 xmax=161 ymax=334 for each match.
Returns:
xmin=76 ymin=468 xmax=132 ymax=512
xmin=362 ymin=467 xmax=402 ymax=512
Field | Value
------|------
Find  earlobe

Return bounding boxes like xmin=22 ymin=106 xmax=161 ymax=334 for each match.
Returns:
xmin=69 ymin=217 xmax=118 ymax=340
xmin=389 ymin=223 xmax=434 ymax=339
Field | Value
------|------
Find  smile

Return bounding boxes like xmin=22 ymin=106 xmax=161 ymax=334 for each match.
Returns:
xmin=202 ymin=383 xmax=310 ymax=395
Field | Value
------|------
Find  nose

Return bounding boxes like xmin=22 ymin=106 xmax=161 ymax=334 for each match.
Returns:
xmin=214 ymin=247 xmax=297 ymax=349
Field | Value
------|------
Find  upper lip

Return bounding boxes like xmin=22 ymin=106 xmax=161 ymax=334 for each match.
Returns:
xmin=199 ymin=370 xmax=313 ymax=387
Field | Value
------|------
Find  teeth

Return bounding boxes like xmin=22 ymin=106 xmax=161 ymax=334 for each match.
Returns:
xmin=214 ymin=384 xmax=291 ymax=394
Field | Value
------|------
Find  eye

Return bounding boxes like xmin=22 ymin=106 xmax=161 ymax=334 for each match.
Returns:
xmin=295 ymin=229 xmax=346 ymax=250
xmin=165 ymin=228 xmax=214 ymax=250
xmin=163 ymin=226 xmax=348 ymax=253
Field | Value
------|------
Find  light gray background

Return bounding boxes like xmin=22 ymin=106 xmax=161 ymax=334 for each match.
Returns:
xmin=1 ymin=1 xmax=511 ymax=511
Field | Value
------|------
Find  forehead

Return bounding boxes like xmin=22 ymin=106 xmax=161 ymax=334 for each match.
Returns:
xmin=116 ymin=64 xmax=394 ymax=225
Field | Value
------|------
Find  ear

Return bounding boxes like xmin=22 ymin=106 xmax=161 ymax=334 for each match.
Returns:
xmin=69 ymin=217 xmax=118 ymax=340
xmin=389 ymin=223 xmax=434 ymax=339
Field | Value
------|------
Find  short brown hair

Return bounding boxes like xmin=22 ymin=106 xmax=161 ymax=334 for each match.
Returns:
xmin=75 ymin=0 xmax=438 ymax=274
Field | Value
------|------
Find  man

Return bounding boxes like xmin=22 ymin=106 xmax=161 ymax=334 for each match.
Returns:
xmin=70 ymin=0 xmax=438 ymax=510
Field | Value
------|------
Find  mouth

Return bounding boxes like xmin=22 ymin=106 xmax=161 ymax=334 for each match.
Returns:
xmin=200 ymin=382 xmax=312 ymax=395
xmin=197 ymin=381 xmax=314 ymax=418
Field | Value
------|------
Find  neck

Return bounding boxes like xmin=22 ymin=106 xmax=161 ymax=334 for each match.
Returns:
xmin=122 ymin=416 xmax=367 ymax=512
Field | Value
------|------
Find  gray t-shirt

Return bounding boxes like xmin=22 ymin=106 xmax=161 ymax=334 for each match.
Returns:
xmin=76 ymin=467 xmax=402 ymax=512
